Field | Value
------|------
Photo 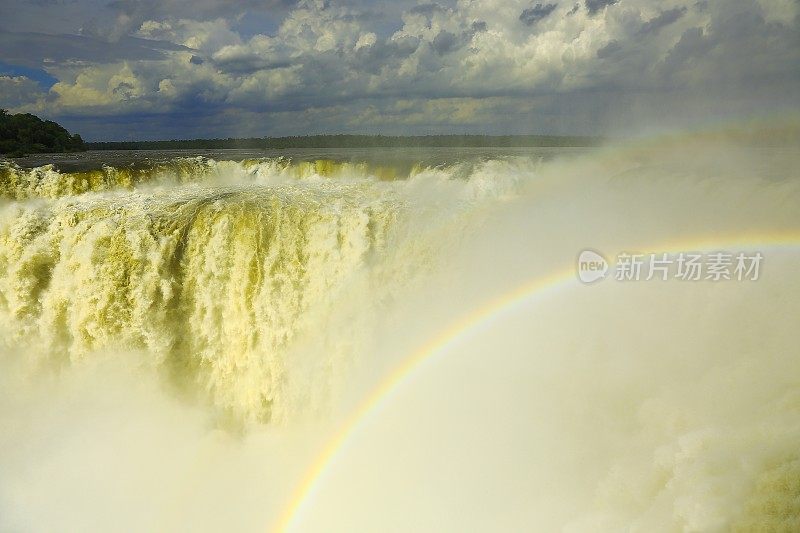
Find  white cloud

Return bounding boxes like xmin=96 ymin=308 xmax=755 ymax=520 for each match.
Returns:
xmin=136 ymin=18 xmax=242 ymax=52
xmin=2 ymin=0 xmax=797 ymax=136
xmin=0 ymin=76 xmax=48 ymax=111
xmin=355 ymin=32 xmax=377 ymax=50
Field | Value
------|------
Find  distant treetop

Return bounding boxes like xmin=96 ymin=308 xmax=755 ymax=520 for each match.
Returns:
xmin=86 ymin=133 xmax=601 ymax=151
xmin=0 ymin=110 xmax=86 ymax=157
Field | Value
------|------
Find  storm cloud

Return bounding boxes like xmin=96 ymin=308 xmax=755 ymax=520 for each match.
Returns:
xmin=519 ymin=3 xmax=558 ymax=26
xmin=585 ymin=0 xmax=618 ymax=16
xmin=638 ymin=7 xmax=688 ymax=36
xmin=0 ymin=31 xmax=191 ymax=68
xmin=0 ymin=0 xmax=797 ymax=139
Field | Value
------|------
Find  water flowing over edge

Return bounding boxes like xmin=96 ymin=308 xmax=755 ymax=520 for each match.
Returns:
xmin=0 ymin=156 xmax=530 ymax=424
xmin=1 ymin=138 xmax=799 ymax=531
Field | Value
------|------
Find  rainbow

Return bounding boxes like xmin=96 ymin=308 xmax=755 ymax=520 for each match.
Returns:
xmin=273 ymin=231 xmax=800 ymax=532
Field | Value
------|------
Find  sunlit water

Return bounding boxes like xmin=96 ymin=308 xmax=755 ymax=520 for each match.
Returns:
xmin=1 ymin=137 xmax=799 ymax=532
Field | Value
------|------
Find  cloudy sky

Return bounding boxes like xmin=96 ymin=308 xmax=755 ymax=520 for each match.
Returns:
xmin=0 ymin=0 xmax=797 ymax=140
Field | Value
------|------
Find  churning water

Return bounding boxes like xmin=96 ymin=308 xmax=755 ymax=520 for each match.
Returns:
xmin=1 ymin=134 xmax=799 ymax=532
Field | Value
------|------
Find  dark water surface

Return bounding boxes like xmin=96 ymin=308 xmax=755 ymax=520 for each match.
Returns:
xmin=6 ymin=146 xmax=591 ymax=172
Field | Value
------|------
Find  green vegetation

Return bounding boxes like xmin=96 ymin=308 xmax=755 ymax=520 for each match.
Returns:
xmin=86 ymin=134 xmax=601 ymax=151
xmin=0 ymin=111 xmax=600 ymax=156
xmin=0 ymin=110 xmax=86 ymax=157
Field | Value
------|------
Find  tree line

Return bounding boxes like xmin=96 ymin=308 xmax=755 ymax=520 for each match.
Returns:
xmin=0 ymin=110 xmax=602 ymax=156
xmin=0 ymin=110 xmax=85 ymax=156
xmin=86 ymin=134 xmax=601 ymax=151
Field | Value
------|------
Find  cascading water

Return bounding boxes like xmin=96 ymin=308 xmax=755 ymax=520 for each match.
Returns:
xmin=0 ymin=156 xmax=525 ymax=424
xmin=0 ymin=135 xmax=799 ymax=532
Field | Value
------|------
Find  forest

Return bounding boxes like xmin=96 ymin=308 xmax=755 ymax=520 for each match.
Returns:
xmin=0 ymin=111 xmax=600 ymax=155
xmin=86 ymin=134 xmax=601 ymax=150
xmin=0 ymin=110 xmax=85 ymax=156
